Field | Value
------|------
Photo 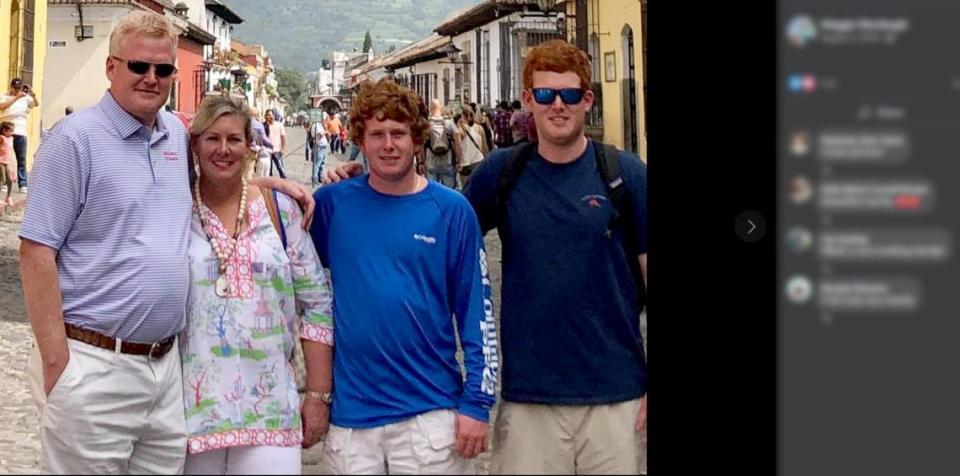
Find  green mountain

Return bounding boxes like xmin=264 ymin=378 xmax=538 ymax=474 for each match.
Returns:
xmin=226 ymin=0 xmax=482 ymax=73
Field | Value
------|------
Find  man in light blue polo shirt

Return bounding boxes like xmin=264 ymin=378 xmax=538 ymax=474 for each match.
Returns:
xmin=18 ymin=10 xmax=313 ymax=475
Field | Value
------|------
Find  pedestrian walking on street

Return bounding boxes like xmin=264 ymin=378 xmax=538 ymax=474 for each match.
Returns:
xmin=308 ymin=78 xmax=498 ymax=474
xmin=0 ymin=77 xmax=39 ymax=192
xmin=324 ymin=112 xmax=343 ymax=155
xmin=17 ymin=10 xmax=315 ymax=474
xmin=493 ymin=101 xmax=513 ymax=149
xmin=181 ymin=95 xmax=334 ymax=474
xmin=304 ymin=121 xmax=313 ymax=163
xmin=265 ymin=111 xmax=287 ymax=178
xmin=508 ymin=99 xmax=529 ymax=145
xmin=456 ymin=107 xmax=488 ymax=186
xmin=310 ymin=119 xmax=329 ymax=188
xmin=249 ymin=107 xmax=273 ymax=178
xmin=0 ymin=122 xmax=14 ymax=206
xmin=424 ymin=99 xmax=461 ymax=188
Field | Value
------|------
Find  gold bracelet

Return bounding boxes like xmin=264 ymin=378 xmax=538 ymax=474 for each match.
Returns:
xmin=305 ymin=390 xmax=332 ymax=404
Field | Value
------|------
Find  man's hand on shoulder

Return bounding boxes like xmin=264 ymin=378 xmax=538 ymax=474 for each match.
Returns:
xmin=322 ymin=162 xmax=364 ymax=185
xmin=454 ymin=413 xmax=489 ymax=459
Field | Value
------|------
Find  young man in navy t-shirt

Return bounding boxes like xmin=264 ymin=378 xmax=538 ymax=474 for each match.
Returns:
xmin=464 ymin=39 xmax=648 ymax=474
xmin=309 ymin=79 xmax=497 ymax=474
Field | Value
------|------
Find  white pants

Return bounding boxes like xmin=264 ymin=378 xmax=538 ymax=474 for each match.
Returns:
xmin=27 ymin=337 xmax=187 ymax=474
xmin=321 ymin=409 xmax=475 ymax=474
xmin=256 ymin=153 xmax=271 ymax=177
xmin=184 ymin=445 xmax=302 ymax=475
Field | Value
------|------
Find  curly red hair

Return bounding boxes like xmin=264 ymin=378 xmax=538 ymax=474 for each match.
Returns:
xmin=522 ymin=39 xmax=592 ymax=91
xmin=349 ymin=79 xmax=430 ymax=147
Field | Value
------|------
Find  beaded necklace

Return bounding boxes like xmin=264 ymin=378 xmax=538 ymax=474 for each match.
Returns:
xmin=194 ymin=173 xmax=248 ymax=297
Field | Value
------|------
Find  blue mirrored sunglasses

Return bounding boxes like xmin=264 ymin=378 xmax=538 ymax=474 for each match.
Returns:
xmin=531 ymin=88 xmax=585 ymax=105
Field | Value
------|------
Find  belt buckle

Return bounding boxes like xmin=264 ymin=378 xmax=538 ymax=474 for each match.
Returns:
xmin=148 ymin=341 xmax=162 ymax=359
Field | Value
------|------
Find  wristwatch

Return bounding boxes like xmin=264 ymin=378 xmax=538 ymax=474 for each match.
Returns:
xmin=305 ymin=390 xmax=332 ymax=404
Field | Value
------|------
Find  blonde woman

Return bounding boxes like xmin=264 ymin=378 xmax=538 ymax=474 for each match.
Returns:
xmin=181 ymin=95 xmax=334 ymax=474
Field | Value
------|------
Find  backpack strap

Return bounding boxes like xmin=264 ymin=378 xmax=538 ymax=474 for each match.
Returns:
xmin=492 ymin=142 xmax=537 ymax=231
xmin=593 ymin=141 xmax=646 ymax=313
xmin=259 ymin=186 xmax=287 ymax=250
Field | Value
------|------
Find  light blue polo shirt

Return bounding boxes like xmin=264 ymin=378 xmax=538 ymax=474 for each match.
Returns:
xmin=19 ymin=91 xmax=192 ymax=342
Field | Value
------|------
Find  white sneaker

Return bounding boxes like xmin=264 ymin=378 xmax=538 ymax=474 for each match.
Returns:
xmin=0 ymin=186 xmax=6 ymax=193
xmin=19 ymin=186 xmax=26 ymax=193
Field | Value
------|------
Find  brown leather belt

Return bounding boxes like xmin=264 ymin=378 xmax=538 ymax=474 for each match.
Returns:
xmin=65 ymin=323 xmax=176 ymax=359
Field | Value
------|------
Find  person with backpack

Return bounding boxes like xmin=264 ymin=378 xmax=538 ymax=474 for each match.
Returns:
xmin=468 ymin=39 xmax=647 ymax=474
xmin=322 ymin=39 xmax=647 ymax=474
xmin=424 ymin=99 xmax=461 ymax=188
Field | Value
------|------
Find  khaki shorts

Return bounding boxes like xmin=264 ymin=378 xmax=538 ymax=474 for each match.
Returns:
xmin=321 ymin=409 xmax=475 ymax=474
xmin=491 ymin=398 xmax=645 ymax=474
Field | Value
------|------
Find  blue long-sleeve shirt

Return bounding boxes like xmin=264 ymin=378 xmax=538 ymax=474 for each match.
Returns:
xmin=310 ymin=176 xmax=498 ymax=428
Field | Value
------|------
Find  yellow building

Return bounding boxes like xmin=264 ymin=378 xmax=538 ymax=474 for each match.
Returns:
xmin=0 ymin=0 xmax=47 ymax=171
xmin=557 ymin=0 xmax=645 ymax=160
xmin=596 ymin=0 xmax=644 ymax=160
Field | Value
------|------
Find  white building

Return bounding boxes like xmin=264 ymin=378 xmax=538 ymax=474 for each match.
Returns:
xmin=315 ymin=67 xmax=333 ymax=96
xmin=204 ymin=0 xmax=244 ymax=96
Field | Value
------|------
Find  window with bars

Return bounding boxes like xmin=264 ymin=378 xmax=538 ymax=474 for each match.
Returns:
xmin=588 ymin=32 xmax=602 ymax=126
xmin=21 ymin=0 xmax=33 ymax=86
xmin=8 ymin=0 xmax=20 ymax=84
xmin=482 ymin=30 xmax=490 ymax=107
xmin=443 ymin=68 xmax=450 ymax=104
xmin=461 ymin=40 xmax=471 ymax=104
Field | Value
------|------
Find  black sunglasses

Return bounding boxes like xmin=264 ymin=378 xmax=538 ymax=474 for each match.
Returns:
xmin=531 ymin=88 xmax=585 ymax=105
xmin=111 ymin=55 xmax=177 ymax=78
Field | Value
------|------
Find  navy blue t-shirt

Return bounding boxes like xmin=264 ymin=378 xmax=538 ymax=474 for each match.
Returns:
xmin=464 ymin=141 xmax=647 ymax=405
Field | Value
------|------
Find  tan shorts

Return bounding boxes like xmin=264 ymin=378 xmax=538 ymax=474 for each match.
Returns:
xmin=491 ymin=398 xmax=645 ymax=474
xmin=320 ymin=409 xmax=475 ymax=474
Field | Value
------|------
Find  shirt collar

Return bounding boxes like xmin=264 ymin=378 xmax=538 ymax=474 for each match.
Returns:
xmin=99 ymin=90 xmax=169 ymax=140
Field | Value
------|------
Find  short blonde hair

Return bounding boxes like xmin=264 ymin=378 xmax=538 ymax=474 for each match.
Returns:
xmin=109 ymin=10 xmax=179 ymax=57
xmin=190 ymin=95 xmax=252 ymax=141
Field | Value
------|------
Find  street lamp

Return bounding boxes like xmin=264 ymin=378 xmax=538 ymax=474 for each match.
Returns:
xmin=439 ymin=43 xmax=462 ymax=63
xmin=535 ymin=0 xmax=558 ymax=12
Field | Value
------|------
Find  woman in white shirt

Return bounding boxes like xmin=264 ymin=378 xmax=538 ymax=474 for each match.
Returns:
xmin=0 ymin=78 xmax=38 ymax=191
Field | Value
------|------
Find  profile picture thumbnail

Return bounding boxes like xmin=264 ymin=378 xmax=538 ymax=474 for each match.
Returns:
xmin=785 ymin=275 xmax=814 ymax=304
xmin=790 ymin=130 xmax=811 ymax=157
xmin=789 ymin=176 xmax=814 ymax=205
xmin=785 ymin=227 xmax=813 ymax=253
xmin=787 ymin=14 xmax=817 ymax=48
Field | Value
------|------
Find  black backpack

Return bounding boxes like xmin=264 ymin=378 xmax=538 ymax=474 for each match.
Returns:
xmin=492 ymin=140 xmax=647 ymax=313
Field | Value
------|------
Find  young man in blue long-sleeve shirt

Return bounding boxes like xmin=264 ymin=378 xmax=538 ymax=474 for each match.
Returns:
xmin=309 ymin=78 xmax=497 ymax=474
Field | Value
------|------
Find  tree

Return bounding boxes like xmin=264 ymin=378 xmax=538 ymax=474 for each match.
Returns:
xmin=362 ymin=30 xmax=373 ymax=53
xmin=275 ymin=68 xmax=309 ymax=112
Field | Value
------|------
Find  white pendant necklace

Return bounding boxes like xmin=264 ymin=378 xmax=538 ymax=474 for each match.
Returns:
xmin=195 ymin=175 xmax=248 ymax=297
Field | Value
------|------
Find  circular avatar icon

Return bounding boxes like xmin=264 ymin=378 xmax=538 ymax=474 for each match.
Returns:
xmin=787 ymin=14 xmax=817 ymax=48
xmin=785 ymin=227 xmax=813 ymax=253
xmin=785 ymin=275 xmax=814 ymax=304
